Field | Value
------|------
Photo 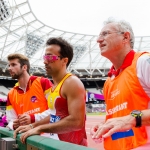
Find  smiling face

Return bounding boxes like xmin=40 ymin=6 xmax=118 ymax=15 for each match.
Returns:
xmin=97 ymin=23 xmax=124 ymax=58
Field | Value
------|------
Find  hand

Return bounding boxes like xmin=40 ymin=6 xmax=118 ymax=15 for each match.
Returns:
xmin=20 ymin=127 xmax=41 ymax=144
xmin=13 ymin=119 xmax=20 ymax=130
xmin=18 ymin=114 xmax=31 ymax=125
xmin=90 ymin=123 xmax=104 ymax=143
xmin=13 ymin=124 xmax=32 ymax=139
xmin=90 ymin=124 xmax=100 ymax=136
xmin=91 ymin=115 xmax=136 ymax=139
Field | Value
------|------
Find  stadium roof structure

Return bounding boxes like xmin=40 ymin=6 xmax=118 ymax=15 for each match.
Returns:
xmin=0 ymin=0 xmax=150 ymax=80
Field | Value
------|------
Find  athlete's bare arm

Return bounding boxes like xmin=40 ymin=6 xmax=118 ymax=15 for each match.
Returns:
xmin=36 ymin=75 xmax=86 ymax=133
xmin=14 ymin=76 xmax=86 ymax=143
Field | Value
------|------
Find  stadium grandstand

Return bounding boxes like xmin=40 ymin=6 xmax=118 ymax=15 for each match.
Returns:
xmin=0 ymin=0 xmax=150 ymax=92
xmin=0 ymin=0 xmax=150 ymax=149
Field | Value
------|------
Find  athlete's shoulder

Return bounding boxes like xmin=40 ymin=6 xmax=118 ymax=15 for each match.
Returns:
xmin=64 ymin=74 xmax=84 ymax=89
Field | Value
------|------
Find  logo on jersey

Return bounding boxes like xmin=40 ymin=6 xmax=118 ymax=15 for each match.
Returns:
xmin=108 ymin=86 xmax=120 ymax=100
xmin=31 ymin=96 xmax=38 ymax=103
xmin=106 ymin=102 xmax=128 ymax=115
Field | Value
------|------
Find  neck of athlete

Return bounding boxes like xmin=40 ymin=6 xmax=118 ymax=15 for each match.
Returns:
xmin=18 ymin=72 xmax=30 ymax=91
xmin=52 ymin=69 xmax=68 ymax=86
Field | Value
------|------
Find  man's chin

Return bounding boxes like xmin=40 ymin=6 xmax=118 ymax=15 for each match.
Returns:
xmin=100 ymin=51 xmax=106 ymax=56
xmin=11 ymin=76 xmax=17 ymax=79
xmin=46 ymin=72 xmax=51 ymax=77
xmin=47 ymin=74 xmax=52 ymax=77
xmin=100 ymin=50 xmax=108 ymax=57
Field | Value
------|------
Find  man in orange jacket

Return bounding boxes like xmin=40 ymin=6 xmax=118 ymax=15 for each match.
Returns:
xmin=91 ymin=18 xmax=150 ymax=150
xmin=6 ymin=53 xmax=53 ymax=130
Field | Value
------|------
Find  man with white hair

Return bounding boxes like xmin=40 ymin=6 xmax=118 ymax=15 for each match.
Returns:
xmin=91 ymin=18 xmax=150 ymax=150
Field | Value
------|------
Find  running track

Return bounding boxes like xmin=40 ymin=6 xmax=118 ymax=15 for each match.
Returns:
xmin=86 ymin=115 xmax=105 ymax=150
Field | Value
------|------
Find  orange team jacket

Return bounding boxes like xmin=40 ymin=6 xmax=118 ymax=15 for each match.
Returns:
xmin=103 ymin=52 xmax=150 ymax=150
xmin=7 ymin=76 xmax=52 ymax=122
xmin=47 ymin=73 xmax=87 ymax=146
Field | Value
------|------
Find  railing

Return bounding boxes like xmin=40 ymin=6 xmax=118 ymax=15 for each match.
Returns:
xmin=0 ymin=127 xmax=96 ymax=150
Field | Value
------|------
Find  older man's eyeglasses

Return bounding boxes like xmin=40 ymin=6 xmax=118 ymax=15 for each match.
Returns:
xmin=98 ymin=31 xmax=124 ymax=38
xmin=43 ymin=55 xmax=62 ymax=62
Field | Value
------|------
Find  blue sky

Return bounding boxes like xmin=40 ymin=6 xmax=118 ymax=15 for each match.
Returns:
xmin=29 ymin=0 xmax=150 ymax=36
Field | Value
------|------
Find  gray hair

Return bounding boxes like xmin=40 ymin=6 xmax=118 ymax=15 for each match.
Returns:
xmin=104 ymin=17 xmax=134 ymax=49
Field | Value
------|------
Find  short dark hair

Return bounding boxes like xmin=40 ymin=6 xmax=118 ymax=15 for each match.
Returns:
xmin=46 ymin=37 xmax=73 ymax=67
xmin=7 ymin=53 xmax=30 ymax=73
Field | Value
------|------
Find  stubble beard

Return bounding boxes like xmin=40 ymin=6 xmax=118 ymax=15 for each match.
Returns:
xmin=11 ymin=72 xmax=23 ymax=80
xmin=46 ymin=71 xmax=52 ymax=77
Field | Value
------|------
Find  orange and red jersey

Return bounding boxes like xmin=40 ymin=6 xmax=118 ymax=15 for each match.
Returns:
xmin=6 ymin=76 xmax=53 ymax=130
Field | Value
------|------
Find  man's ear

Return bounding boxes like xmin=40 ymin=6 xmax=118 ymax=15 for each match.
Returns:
xmin=63 ymin=57 xmax=68 ymax=66
xmin=22 ymin=64 xmax=27 ymax=71
xmin=123 ymin=32 xmax=130 ymax=44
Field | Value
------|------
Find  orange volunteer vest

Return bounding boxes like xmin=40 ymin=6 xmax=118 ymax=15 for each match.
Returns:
xmin=104 ymin=52 xmax=150 ymax=150
xmin=8 ymin=77 xmax=48 ymax=115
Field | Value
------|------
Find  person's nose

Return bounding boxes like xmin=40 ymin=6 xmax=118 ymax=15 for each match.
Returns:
xmin=43 ymin=59 xmax=48 ymax=65
xmin=97 ymin=36 xmax=104 ymax=43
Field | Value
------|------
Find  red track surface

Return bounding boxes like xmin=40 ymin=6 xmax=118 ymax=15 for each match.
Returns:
xmin=86 ymin=115 xmax=105 ymax=150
